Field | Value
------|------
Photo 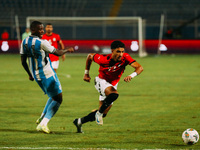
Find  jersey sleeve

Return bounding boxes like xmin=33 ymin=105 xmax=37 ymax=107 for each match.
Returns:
xmin=20 ymin=39 xmax=28 ymax=55
xmin=124 ymin=53 xmax=136 ymax=65
xmin=57 ymin=34 xmax=61 ymax=41
xmin=41 ymin=40 xmax=56 ymax=53
xmin=93 ymin=53 xmax=105 ymax=65
xmin=20 ymin=40 xmax=24 ymax=54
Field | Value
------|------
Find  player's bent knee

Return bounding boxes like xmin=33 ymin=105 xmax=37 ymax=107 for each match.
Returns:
xmin=106 ymin=93 xmax=119 ymax=104
xmin=52 ymin=93 xmax=63 ymax=104
xmin=53 ymin=98 xmax=62 ymax=104
xmin=57 ymin=99 xmax=63 ymax=104
xmin=110 ymin=93 xmax=119 ymax=101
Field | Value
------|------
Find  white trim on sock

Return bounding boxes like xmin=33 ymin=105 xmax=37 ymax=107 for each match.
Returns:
xmin=78 ymin=118 xmax=82 ymax=125
xmin=40 ymin=118 xmax=50 ymax=126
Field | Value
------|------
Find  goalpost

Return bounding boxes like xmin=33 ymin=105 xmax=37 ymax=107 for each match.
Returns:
xmin=26 ymin=16 xmax=147 ymax=57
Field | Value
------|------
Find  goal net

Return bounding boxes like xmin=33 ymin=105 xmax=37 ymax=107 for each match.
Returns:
xmin=26 ymin=16 xmax=147 ymax=57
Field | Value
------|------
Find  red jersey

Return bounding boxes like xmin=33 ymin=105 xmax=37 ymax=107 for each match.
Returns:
xmin=93 ymin=53 xmax=135 ymax=86
xmin=42 ymin=33 xmax=61 ymax=62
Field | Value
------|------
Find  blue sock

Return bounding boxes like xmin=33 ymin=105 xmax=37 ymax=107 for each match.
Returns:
xmin=41 ymin=97 xmax=53 ymax=117
xmin=44 ymin=100 xmax=61 ymax=120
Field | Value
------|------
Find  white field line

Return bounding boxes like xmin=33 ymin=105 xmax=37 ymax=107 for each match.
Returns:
xmin=57 ymin=73 xmax=71 ymax=78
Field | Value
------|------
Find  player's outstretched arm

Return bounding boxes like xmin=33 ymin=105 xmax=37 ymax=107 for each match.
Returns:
xmin=53 ymin=47 xmax=74 ymax=56
xmin=59 ymin=39 xmax=66 ymax=61
xmin=21 ymin=55 xmax=34 ymax=81
xmin=124 ymin=61 xmax=143 ymax=82
xmin=83 ymin=53 xmax=96 ymax=82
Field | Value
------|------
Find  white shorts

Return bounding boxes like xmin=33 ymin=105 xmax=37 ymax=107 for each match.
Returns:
xmin=94 ymin=76 xmax=118 ymax=101
xmin=51 ymin=61 xmax=59 ymax=69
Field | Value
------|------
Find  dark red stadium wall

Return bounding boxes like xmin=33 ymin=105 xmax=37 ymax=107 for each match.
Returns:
xmin=145 ymin=40 xmax=200 ymax=53
xmin=0 ymin=40 xmax=200 ymax=54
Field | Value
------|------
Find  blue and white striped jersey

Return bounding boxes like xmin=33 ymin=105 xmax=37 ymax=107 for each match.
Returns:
xmin=20 ymin=35 xmax=56 ymax=81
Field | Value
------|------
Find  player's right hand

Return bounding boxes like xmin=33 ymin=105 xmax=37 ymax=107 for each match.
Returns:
xmin=83 ymin=74 xmax=91 ymax=82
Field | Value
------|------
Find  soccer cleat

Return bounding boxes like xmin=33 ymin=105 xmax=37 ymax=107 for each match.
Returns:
xmin=36 ymin=117 xmax=43 ymax=124
xmin=36 ymin=124 xmax=51 ymax=134
xmin=95 ymin=111 xmax=103 ymax=125
xmin=73 ymin=118 xmax=83 ymax=133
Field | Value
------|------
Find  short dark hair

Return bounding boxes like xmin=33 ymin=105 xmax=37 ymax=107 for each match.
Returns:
xmin=46 ymin=23 xmax=52 ymax=26
xmin=30 ymin=21 xmax=42 ymax=31
xmin=111 ymin=41 xmax=125 ymax=49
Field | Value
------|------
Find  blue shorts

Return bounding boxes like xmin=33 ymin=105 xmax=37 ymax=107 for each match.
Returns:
xmin=36 ymin=74 xmax=62 ymax=98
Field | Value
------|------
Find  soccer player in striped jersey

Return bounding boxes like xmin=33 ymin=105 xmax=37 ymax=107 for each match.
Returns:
xmin=73 ymin=41 xmax=143 ymax=133
xmin=20 ymin=21 xmax=74 ymax=134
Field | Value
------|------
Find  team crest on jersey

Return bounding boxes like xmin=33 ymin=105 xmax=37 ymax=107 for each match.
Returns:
xmin=53 ymin=38 xmax=56 ymax=41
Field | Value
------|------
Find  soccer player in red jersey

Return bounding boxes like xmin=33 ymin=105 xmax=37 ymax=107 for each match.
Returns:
xmin=42 ymin=23 xmax=65 ymax=72
xmin=73 ymin=41 xmax=143 ymax=133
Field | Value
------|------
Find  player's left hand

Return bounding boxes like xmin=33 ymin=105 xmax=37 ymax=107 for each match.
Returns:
xmin=62 ymin=54 xmax=66 ymax=61
xmin=124 ymin=76 xmax=132 ymax=82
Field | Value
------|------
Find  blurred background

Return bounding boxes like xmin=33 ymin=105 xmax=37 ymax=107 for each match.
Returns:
xmin=0 ymin=0 xmax=200 ymax=54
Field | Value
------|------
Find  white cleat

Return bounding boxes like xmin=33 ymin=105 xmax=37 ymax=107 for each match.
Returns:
xmin=95 ymin=111 xmax=103 ymax=125
xmin=36 ymin=124 xmax=51 ymax=134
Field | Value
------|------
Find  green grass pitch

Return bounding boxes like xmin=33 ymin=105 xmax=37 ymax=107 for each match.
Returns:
xmin=0 ymin=54 xmax=200 ymax=149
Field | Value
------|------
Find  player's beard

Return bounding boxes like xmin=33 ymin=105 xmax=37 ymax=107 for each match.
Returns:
xmin=117 ymin=56 xmax=122 ymax=61
xmin=112 ymin=56 xmax=121 ymax=62
xmin=46 ymin=30 xmax=52 ymax=35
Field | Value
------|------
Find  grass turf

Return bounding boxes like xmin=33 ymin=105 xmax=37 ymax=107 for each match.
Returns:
xmin=0 ymin=54 xmax=200 ymax=149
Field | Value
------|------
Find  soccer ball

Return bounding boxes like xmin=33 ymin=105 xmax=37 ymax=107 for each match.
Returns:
xmin=182 ymin=128 xmax=199 ymax=145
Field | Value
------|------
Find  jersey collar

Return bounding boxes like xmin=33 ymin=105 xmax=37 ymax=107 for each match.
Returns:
xmin=30 ymin=35 xmax=39 ymax=38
